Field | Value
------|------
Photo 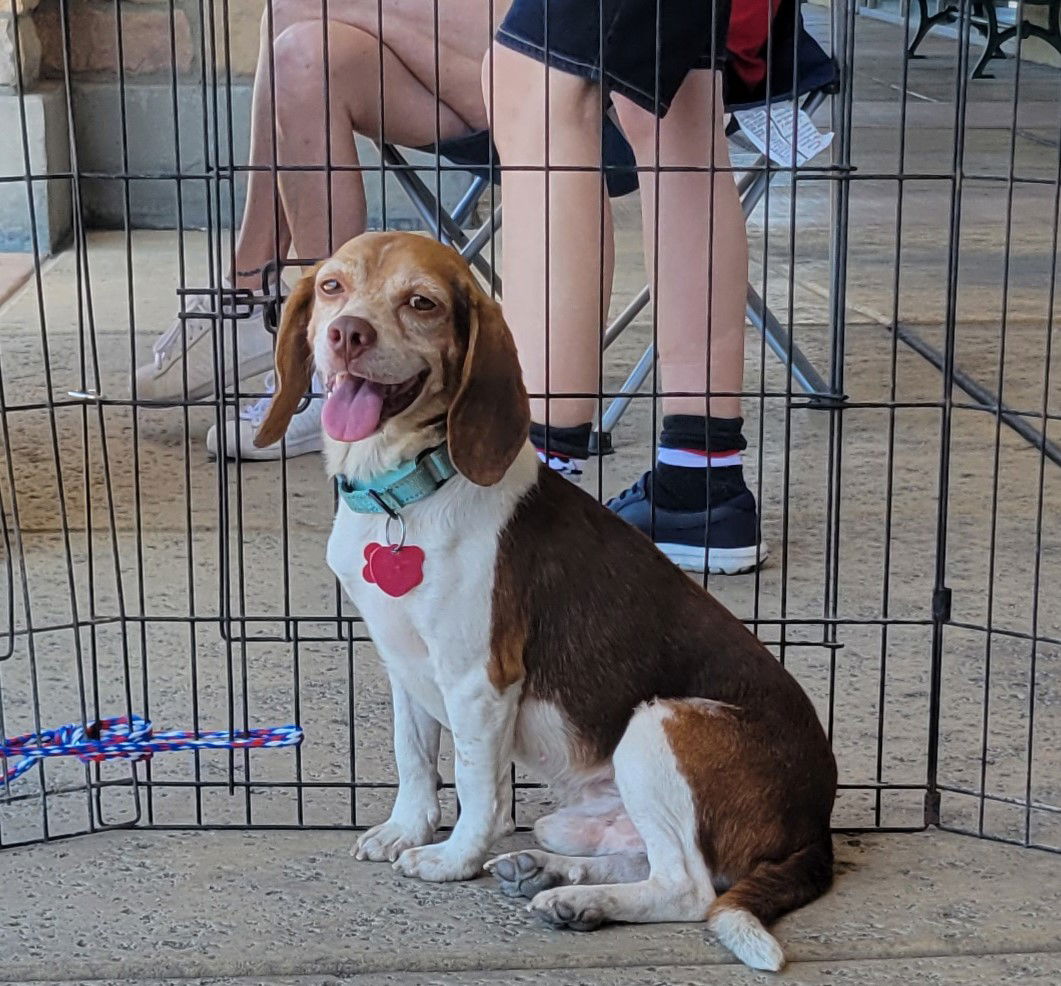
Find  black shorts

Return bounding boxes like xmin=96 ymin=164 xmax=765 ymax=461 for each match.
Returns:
xmin=432 ymin=118 xmax=639 ymax=199
xmin=496 ymin=0 xmax=731 ymax=117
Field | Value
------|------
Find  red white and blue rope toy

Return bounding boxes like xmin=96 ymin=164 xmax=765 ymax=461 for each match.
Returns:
xmin=1 ymin=715 xmax=304 ymax=788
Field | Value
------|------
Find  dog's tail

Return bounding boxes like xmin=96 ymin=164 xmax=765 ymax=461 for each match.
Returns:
xmin=707 ymin=837 xmax=834 ymax=973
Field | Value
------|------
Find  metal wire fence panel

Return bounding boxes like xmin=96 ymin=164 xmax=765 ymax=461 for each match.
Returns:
xmin=0 ymin=0 xmax=1058 ymax=853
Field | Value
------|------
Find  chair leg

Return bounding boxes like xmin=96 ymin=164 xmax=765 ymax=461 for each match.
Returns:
xmin=382 ymin=146 xmax=501 ymax=293
xmin=460 ymin=205 xmax=503 ymax=271
xmin=594 ymin=285 xmax=844 ymax=445
xmin=746 ymin=285 xmax=842 ymax=405
xmin=908 ymin=0 xmax=938 ymax=56
xmin=971 ymin=0 xmax=1009 ymax=78
xmin=908 ymin=0 xmax=961 ymax=58
xmin=597 ymin=344 xmax=657 ymax=436
xmin=602 ymin=287 xmax=651 ymax=351
xmin=997 ymin=10 xmax=1061 ymax=72
xmin=451 ymin=176 xmax=490 ymax=228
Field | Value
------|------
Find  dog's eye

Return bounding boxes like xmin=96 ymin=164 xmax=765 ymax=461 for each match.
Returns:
xmin=409 ymin=294 xmax=436 ymax=312
xmin=320 ymin=278 xmax=343 ymax=295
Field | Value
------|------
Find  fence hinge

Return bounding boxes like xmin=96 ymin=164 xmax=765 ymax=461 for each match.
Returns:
xmin=924 ymin=788 xmax=942 ymax=827
xmin=932 ymin=587 xmax=952 ymax=623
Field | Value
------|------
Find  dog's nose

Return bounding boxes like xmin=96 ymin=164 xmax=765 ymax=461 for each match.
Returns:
xmin=327 ymin=316 xmax=377 ymax=362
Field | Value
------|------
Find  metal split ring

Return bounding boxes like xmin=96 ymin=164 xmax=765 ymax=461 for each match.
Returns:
xmin=384 ymin=512 xmax=407 ymax=552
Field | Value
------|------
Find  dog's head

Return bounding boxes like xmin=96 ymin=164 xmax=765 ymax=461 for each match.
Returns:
xmin=255 ymin=232 xmax=530 ymax=486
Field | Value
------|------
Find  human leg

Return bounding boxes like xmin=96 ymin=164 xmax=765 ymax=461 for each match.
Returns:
xmin=270 ymin=21 xmax=472 ymax=262
xmin=607 ymin=74 xmax=765 ymax=574
xmin=136 ymin=5 xmax=309 ymax=403
xmin=613 ymin=71 xmax=746 ymax=423
xmin=143 ymin=3 xmax=489 ymax=436
xmin=483 ymin=41 xmax=615 ymax=477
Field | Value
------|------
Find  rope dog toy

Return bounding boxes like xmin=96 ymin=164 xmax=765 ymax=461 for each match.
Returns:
xmin=1 ymin=715 xmax=303 ymax=788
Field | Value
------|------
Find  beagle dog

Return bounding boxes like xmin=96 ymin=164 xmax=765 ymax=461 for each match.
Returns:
xmin=256 ymin=232 xmax=837 ymax=973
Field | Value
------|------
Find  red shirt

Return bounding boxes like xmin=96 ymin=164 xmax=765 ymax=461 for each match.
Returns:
xmin=729 ymin=0 xmax=785 ymax=90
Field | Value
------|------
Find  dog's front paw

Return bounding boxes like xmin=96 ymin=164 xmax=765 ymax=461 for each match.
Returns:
xmin=528 ymin=887 xmax=607 ymax=932
xmin=392 ymin=843 xmax=485 ymax=882
xmin=353 ymin=817 xmax=436 ymax=863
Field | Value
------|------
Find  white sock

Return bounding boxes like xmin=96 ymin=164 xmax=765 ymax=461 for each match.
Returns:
xmin=656 ymin=447 xmax=743 ymax=468
xmin=537 ymin=449 xmax=585 ymax=482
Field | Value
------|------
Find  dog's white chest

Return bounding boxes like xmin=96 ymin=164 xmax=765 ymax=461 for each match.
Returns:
xmin=325 ymin=513 xmax=444 ymax=723
xmin=324 ymin=473 xmax=524 ymax=728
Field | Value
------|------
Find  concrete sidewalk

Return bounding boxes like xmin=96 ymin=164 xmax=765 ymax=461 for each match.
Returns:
xmin=2 ymin=828 xmax=1060 ymax=984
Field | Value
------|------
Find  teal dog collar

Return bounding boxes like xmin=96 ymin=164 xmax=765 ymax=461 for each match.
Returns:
xmin=337 ymin=445 xmax=457 ymax=516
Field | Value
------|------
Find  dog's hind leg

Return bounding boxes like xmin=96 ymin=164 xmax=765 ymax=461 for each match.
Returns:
xmin=486 ymin=848 xmax=649 ymax=899
xmin=533 ymin=799 xmax=645 ymax=857
xmin=526 ymin=701 xmax=717 ymax=929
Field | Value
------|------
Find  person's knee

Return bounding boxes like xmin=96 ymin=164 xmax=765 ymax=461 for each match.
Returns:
xmin=273 ymin=22 xmax=381 ymax=130
xmin=483 ymin=43 xmax=600 ymax=149
xmin=272 ymin=21 xmax=327 ymax=98
xmin=615 ymin=72 xmax=727 ymax=167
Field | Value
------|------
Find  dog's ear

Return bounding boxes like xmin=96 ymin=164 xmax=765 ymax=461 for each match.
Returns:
xmin=447 ymin=278 xmax=530 ymax=486
xmin=255 ymin=266 xmax=320 ymax=448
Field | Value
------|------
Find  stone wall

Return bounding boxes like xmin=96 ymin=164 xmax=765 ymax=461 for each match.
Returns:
xmin=0 ymin=0 xmax=64 ymax=252
xmin=34 ymin=0 xmax=195 ymax=78
xmin=28 ymin=0 xmax=260 ymax=83
xmin=0 ymin=0 xmax=42 ymax=89
xmin=224 ymin=0 xmax=263 ymax=79
xmin=1 ymin=0 xmax=263 ymax=91
xmin=0 ymin=0 xmax=468 ymax=238
xmin=0 ymin=0 xmax=268 ymax=248
xmin=29 ymin=0 xmax=261 ymax=81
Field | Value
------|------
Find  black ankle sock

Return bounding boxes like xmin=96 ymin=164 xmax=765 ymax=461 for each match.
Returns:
xmin=653 ymin=415 xmax=749 ymax=512
xmin=530 ymin=421 xmax=592 ymax=474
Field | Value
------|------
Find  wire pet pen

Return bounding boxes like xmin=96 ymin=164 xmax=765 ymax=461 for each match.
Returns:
xmin=0 ymin=0 xmax=1058 ymax=855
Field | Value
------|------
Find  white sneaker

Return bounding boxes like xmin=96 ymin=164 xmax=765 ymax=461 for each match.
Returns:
xmin=537 ymin=451 xmax=584 ymax=484
xmin=136 ymin=280 xmax=276 ymax=401
xmin=206 ymin=372 xmax=324 ymax=461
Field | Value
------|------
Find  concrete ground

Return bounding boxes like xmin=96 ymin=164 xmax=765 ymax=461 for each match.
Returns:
xmin=2 ymin=828 xmax=1061 ymax=984
xmin=2 ymin=8 xmax=1061 ymax=984
xmin=0 ymin=254 xmax=33 ymax=308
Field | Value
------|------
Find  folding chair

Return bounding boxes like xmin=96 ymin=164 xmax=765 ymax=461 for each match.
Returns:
xmin=378 ymin=0 xmax=839 ymax=452
xmin=378 ymin=146 xmax=502 ymax=295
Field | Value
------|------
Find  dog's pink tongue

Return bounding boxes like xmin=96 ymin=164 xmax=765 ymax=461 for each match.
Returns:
xmin=322 ymin=376 xmax=385 ymax=443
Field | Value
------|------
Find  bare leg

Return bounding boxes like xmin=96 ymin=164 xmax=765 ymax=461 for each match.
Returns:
xmin=484 ymin=44 xmax=615 ymax=427
xmin=234 ymin=0 xmax=494 ymax=288
xmin=229 ymin=8 xmax=295 ymax=292
xmin=271 ymin=21 xmax=475 ymax=263
xmin=143 ymin=1 xmax=496 ymax=407
xmin=267 ymin=0 xmax=497 ymax=127
xmin=613 ymin=71 xmax=747 ymax=418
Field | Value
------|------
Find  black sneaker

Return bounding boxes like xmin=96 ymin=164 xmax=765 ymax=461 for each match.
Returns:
xmin=606 ymin=472 xmax=769 ymax=575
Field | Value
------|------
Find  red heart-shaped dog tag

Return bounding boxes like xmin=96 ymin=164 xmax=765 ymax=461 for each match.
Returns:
xmin=362 ymin=542 xmax=425 ymax=597
xmin=362 ymin=542 xmax=382 ymax=584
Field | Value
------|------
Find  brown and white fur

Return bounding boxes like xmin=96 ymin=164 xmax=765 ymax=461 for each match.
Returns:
xmin=257 ymin=232 xmax=838 ymax=973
